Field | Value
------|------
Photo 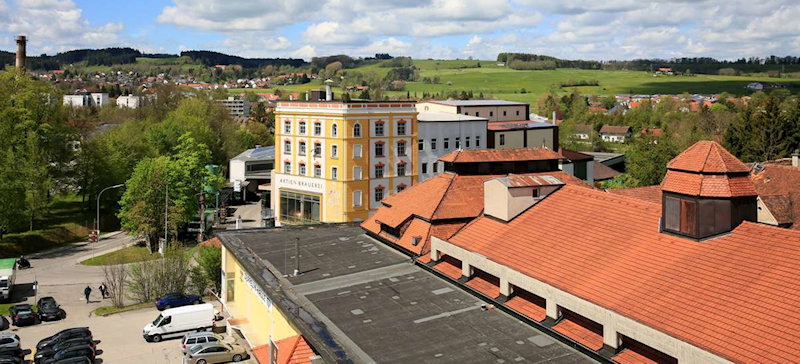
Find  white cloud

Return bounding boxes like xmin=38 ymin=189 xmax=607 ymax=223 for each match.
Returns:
xmin=0 ymin=0 xmax=124 ymax=53
xmin=291 ymin=45 xmax=316 ymax=60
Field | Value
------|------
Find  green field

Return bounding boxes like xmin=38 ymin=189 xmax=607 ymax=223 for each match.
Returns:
xmin=230 ymin=59 xmax=800 ymax=103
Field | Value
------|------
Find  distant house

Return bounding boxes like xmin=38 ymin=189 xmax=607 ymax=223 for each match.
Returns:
xmin=574 ymin=124 xmax=592 ymax=140
xmin=747 ymin=82 xmax=765 ymax=91
xmin=656 ymin=67 xmax=673 ymax=75
xmin=599 ymin=125 xmax=632 ymax=143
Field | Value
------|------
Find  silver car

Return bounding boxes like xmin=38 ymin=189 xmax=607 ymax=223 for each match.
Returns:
xmin=0 ymin=333 xmax=19 ymax=349
xmin=185 ymin=342 xmax=248 ymax=364
xmin=181 ymin=332 xmax=227 ymax=354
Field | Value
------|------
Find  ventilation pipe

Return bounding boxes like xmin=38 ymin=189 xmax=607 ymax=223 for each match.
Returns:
xmin=324 ymin=79 xmax=333 ymax=101
xmin=793 ymin=149 xmax=799 ymax=167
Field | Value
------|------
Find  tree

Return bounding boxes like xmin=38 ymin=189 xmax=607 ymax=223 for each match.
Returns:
xmin=117 ymin=156 xmax=176 ymax=251
xmin=626 ymin=135 xmax=679 ymax=186
xmin=103 ymin=258 xmax=128 ymax=308
xmin=197 ymin=246 xmax=222 ymax=292
xmin=127 ymin=243 xmax=190 ymax=302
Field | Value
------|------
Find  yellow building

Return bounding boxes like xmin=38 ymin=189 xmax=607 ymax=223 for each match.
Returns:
xmin=221 ymin=245 xmax=300 ymax=348
xmin=273 ymin=101 xmax=418 ymax=224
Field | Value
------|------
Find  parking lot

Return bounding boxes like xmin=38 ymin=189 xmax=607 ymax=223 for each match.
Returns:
xmin=6 ymin=234 xmax=256 ymax=363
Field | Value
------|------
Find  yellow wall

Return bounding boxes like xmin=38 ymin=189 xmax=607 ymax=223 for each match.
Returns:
xmin=223 ymin=247 xmax=299 ymax=347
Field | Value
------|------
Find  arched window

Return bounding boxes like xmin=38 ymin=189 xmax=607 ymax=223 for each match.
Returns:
xmin=332 ymin=123 xmax=338 ymax=138
xmin=353 ymin=123 xmax=362 ymax=138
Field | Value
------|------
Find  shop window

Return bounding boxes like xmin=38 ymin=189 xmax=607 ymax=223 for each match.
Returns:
xmin=280 ymin=191 xmax=320 ymax=223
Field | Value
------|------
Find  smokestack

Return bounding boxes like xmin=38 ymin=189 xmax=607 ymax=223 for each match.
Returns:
xmin=324 ymin=79 xmax=333 ymax=101
xmin=15 ymin=35 xmax=26 ymax=72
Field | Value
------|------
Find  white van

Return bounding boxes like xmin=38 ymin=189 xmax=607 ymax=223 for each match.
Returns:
xmin=0 ymin=258 xmax=16 ymax=301
xmin=143 ymin=303 xmax=215 ymax=342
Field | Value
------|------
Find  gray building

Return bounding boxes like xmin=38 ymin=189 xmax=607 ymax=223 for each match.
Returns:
xmin=416 ymin=111 xmax=488 ymax=181
xmin=217 ymin=96 xmax=251 ymax=117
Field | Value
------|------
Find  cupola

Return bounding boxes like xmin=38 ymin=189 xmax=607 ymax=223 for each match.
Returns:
xmin=660 ymin=141 xmax=757 ymax=239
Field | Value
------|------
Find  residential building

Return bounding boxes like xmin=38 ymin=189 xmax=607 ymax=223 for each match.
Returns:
xmin=273 ymin=101 xmax=417 ymax=224
xmin=575 ymin=124 xmax=592 ymax=140
xmin=216 ymin=96 xmax=251 ymax=117
xmin=487 ymin=120 xmax=559 ymax=150
xmin=415 ymin=111 xmax=487 ymax=181
xmin=750 ymin=152 xmax=800 ymax=229
xmin=558 ymin=148 xmax=595 ymax=184
xmin=362 ymin=147 xmax=584 ymax=257
xmin=229 ymin=146 xmax=274 ymax=202
xmin=598 ymin=125 xmax=631 ymax=143
xmin=425 ymin=141 xmax=800 ymax=364
xmin=63 ymin=93 xmax=109 ymax=108
xmin=218 ymin=225 xmax=591 ymax=364
xmin=116 ymin=94 xmax=142 ymax=108
xmin=417 ymin=100 xmax=529 ymax=122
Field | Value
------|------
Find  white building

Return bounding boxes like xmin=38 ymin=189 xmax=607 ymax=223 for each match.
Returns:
xmin=216 ymin=96 xmax=251 ymax=117
xmin=416 ymin=111 xmax=488 ymax=181
xmin=229 ymin=146 xmax=275 ymax=202
xmin=62 ymin=93 xmax=109 ymax=108
xmin=116 ymin=95 xmax=142 ymax=109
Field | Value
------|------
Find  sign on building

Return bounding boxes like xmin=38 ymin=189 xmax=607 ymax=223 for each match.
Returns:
xmin=242 ymin=270 xmax=272 ymax=310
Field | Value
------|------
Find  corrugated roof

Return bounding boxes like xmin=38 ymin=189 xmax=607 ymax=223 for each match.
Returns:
xmin=447 ymin=185 xmax=800 ymax=364
xmin=438 ymin=147 xmax=561 ymax=163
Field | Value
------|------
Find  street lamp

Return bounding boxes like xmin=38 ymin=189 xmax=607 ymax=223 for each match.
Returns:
xmin=96 ymin=183 xmax=124 ymax=241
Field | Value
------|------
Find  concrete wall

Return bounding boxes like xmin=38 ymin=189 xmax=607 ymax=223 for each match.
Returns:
xmin=494 ymin=130 xmax=525 ymax=149
xmin=526 ymin=129 xmax=555 ymax=149
xmin=430 ymin=237 xmax=735 ymax=364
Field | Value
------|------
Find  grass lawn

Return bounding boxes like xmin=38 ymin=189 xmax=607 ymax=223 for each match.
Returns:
xmin=80 ymin=244 xmax=161 ymax=266
xmin=232 ymin=59 xmax=800 ymax=103
xmin=94 ymin=302 xmax=151 ymax=317
xmin=0 ymin=303 xmax=36 ymax=316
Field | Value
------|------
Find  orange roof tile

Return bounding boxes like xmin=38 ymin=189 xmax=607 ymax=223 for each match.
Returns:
xmin=505 ymin=296 xmax=546 ymax=322
xmin=255 ymin=335 xmax=314 ymax=364
xmin=553 ymin=318 xmax=604 ymax=351
xmin=607 ymin=185 xmax=662 ymax=204
xmin=599 ymin=125 xmax=631 ymax=135
xmin=667 ymin=141 xmax=750 ymax=173
xmin=447 ymin=185 xmax=800 ymax=364
xmin=612 ymin=349 xmax=660 ymax=364
xmin=433 ymin=256 xmax=463 ymax=280
xmin=751 ymin=164 xmax=800 ymax=229
xmin=593 ymin=161 xmax=620 ymax=181
xmin=199 ymin=237 xmax=221 ymax=247
xmin=438 ymin=148 xmax=561 ymax=163
xmin=662 ymin=170 xmax=757 ymax=197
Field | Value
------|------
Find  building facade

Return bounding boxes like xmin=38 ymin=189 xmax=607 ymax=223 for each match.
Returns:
xmin=417 ymin=100 xmax=529 ymax=122
xmin=416 ymin=111 xmax=487 ymax=181
xmin=217 ymin=96 xmax=251 ymax=117
xmin=63 ymin=93 xmax=109 ymax=108
xmin=116 ymin=95 xmax=142 ymax=108
xmin=273 ymin=101 xmax=417 ymax=224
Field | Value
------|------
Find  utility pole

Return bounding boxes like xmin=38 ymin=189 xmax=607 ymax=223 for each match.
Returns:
xmin=293 ymin=237 xmax=300 ymax=276
xmin=198 ymin=191 xmax=205 ymax=242
xmin=162 ymin=184 xmax=168 ymax=255
xmin=96 ymin=184 xmax=124 ymax=241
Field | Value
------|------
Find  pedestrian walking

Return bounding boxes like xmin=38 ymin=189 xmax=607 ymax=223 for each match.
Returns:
xmin=98 ymin=283 xmax=107 ymax=299
xmin=84 ymin=285 xmax=91 ymax=304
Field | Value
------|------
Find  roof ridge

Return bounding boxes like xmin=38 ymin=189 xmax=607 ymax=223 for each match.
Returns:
xmin=700 ymin=142 xmax=713 ymax=172
xmin=432 ymin=173 xmax=459 ymax=218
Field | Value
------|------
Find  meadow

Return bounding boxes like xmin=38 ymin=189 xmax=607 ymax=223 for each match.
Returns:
xmin=231 ymin=59 xmax=800 ymax=103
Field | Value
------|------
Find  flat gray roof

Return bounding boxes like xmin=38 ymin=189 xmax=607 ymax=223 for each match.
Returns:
xmin=429 ymin=100 xmax=526 ymax=107
xmin=417 ymin=111 xmax=488 ymax=122
xmin=220 ymin=225 xmax=594 ymax=364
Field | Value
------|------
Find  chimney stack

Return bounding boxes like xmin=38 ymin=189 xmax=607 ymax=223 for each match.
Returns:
xmin=15 ymin=35 xmax=27 ymax=72
xmin=793 ymin=149 xmax=799 ymax=168
xmin=552 ymin=111 xmax=556 ymax=125
xmin=324 ymin=79 xmax=333 ymax=101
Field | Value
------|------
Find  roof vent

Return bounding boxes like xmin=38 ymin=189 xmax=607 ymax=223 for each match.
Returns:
xmin=411 ymin=236 xmax=421 ymax=246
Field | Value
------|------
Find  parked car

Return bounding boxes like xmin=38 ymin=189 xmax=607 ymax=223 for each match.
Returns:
xmin=0 ymin=334 xmax=19 ymax=350
xmin=33 ymin=337 xmax=95 ymax=364
xmin=0 ymin=346 xmax=25 ymax=364
xmin=143 ymin=304 xmax=214 ymax=343
xmin=51 ymin=358 xmax=91 ymax=364
xmin=155 ymin=293 xmax=202 ymax=311
xmin=40 ymin=345 xmax=94 ymax=364
xmin=8 ymin=305 xmax=37 ymax=326
xmin=181 ymin=332 xmax=227 ymax=354
xmin=36 ymin=328 xmax=92 ymax=351
xmin=36 ymin=297 xmax=65 ymax=321
xmin=184 ymin=342 xmax=248 ymax=364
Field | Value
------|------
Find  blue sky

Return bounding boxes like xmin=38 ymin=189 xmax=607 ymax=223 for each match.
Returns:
xmin=1 ymin=0 xmax=799 ymax=61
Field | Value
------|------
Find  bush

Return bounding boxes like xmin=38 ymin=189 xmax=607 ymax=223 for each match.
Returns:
xmin=197 ymin=246 xmax=221 ymax=292
xmin=126 ymin=243 xmax=190 ymax=303
xmin=188 ymin=266 xmax=209 ymax=296
xmin=0 ymin=223 xmax=88 ymax=257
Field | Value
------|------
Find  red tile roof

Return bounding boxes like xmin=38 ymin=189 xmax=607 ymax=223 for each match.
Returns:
xmin=362 ymin=171 xmax=591 ymax=256
xmin=612 ymin=349 xmax=660 ymax=364
xmin=667 ymin=141 xmax=750 ymax=173
xmin=661 ymin=170 xmax=757 ymax=197
xmin=254 ymin=335 xmax=316 ymax=364
xmin=558 ymin=148 xmax=593 ymax=162
xmin=505 ymin=296 xmax=546 ymax=322
xmin=751 ymin=164 xmax=800 ymax=229
xmin=575 ymin=124 xmax=593 ymax=134
xmin=466 ymin=273 xmax=500 ymax=299
xmin=433 ymin=256 xmax=462 ymax=280
xmin=446 ymin=185 xmax=800 ymax=364
xmin=199 ymin=237 xmax=222 ymax=247
xmin=553 ymin=317 xmax=604 ymax=351
xmin=607 ymin=185 xmax=662 ymax=204
xmin=438 ymin=148 xmax=561 ymax=163
xmin=599 ymin=125 xmax=631 ymax=135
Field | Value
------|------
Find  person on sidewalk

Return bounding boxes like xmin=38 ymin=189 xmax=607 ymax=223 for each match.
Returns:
xmin=84 ymin=286 xmax=92 ymax=304
xmin=98 ymin=283 xmax=107 ymax=298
